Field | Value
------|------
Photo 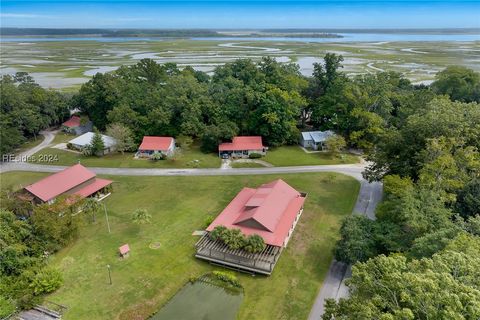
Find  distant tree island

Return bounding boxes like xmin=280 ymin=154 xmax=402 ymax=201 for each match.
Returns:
xmin=0 ymin=28 xmax=343 ymax=38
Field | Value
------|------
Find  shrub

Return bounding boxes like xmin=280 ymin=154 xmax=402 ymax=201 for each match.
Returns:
xmin=82 ymin=145 xmax=92 ymax=156
xmin=244 ymin=234 xmax=266 ymax=253
xmin=222 ymin=228 xmax=246 ymax=250
xmin=30 ymin=268 xmax=63 ymax=295
xmin=325 ymin=134 xmax=346 ymax=157
xmin=209 ymin=225 xmax=266 ymax=252
xmin=151 ymin=152 xmax=166 ymax=161
xmin=0 ymin=295 xmax=16 ymax=318
xmin=212 ymin=271 xmax=242 ymax=288
xmin=66 ymin=142 xmax=73 ymax=150
xmin=203 ymin=215 xmax=214 ymax=228
xmin=209 ymin=225 xmax=228 ymax=242
xmin=249 ymin=152 xmax=262 ymax=159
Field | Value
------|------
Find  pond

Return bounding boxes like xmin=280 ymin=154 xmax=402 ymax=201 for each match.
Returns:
xmin=150 ymin=280 xmax=243 ymax=320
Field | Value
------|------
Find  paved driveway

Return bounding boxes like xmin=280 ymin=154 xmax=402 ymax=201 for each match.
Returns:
xmin=15 ymin=130 xmax=58 ymax=159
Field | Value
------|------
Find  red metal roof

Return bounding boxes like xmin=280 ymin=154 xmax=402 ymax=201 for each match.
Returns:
xmin=138 ymin=136 xmax=174 ymax=151
xmin=119 ymin=244 xmax=130 ymax=255
xmin=62 ymin=115 xmax=81 ymax=128
xmin=206 ymin=179 xmax=306 ymax=247
xmin=218 ymin=136 xmax=264 ymax=151
xmin=24 ymin=164 xmax=109 ymax=202
xmin=74 ymin=178 xmax=112 ymax=198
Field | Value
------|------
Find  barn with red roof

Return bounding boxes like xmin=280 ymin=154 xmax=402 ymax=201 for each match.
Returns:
xmin=218 ymin=136 xmax=267 ymax=158
xmin=137 ymin=136 xmax=175 ymax=158
xmin=195 ymin=179 xmax=307 ymax=275
xmin=61 ymin=115 xmax=92 ymax=135
xmin=23 ymin=164 xmax=112 ymax=204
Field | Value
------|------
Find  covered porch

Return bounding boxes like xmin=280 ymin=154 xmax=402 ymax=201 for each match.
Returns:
xmin=195 ymin=233 xmax=283 ymax=275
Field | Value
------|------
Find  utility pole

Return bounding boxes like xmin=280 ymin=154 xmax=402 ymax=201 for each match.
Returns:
xmin=107 ymin=264 xmax=112 ymax=285
xmin=103 ymin=203 xmax=111 ymax=233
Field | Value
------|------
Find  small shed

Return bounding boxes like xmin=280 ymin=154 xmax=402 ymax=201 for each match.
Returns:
xmin=299 ymin=131 xmax=335 ymax=151
xmin=119 ymin=244 xmax=130 ymax=258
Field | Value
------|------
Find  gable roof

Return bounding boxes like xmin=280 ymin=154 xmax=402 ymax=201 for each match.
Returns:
xmin=301 ymin=131 xmax=335 ymax=143
xmin=25 ymin=164 xmax=96 ymax=202
xmin=69 ymin=132 xmax=116 ymax=149
xmin=24 ymin=164 xmax=112 ymax=202
xmin=138 ymin=136 xmax=174 ymax=151
xmin=219 ymin=136 xmax=264 ymax=151
xmin=206 ymin=179 xmax=306 ymax=246
xmin=62 ymin=115 xmax=81 ymax=128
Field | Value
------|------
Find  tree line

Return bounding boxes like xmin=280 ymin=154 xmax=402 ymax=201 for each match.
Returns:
xmin=0 ymin=73 xmax=69 ymax=156
xmin=2 ymin=56 xmax=479 ymax=158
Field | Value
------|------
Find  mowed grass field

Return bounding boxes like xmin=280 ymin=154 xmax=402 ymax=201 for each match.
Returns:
xmin=264 ymin=146 xmax=359 ymax=166
xmin=0 ymin=171 xmax=359 ymax=320
xmin=27 ymin=135 xmax=357 ymax=168
xmin=30 ymin=143 xmax=222 ymax=169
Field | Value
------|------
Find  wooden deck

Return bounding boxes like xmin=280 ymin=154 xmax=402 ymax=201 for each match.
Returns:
xmin=195 ymin=234 xmax=283 ymax=275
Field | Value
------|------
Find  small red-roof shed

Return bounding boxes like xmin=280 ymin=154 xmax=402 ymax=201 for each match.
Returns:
xmin=119 ymin=244 xmax=130 ymax=257
xmin=62 ymin=115 xmax=81 ymax=128
xmin=138 ymin=136 xmax=174 ymax=151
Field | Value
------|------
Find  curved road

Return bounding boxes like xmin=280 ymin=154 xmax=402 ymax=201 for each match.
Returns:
xmin=16 ymin=130 xmax=58 ymax=159
xmin=1 ymin=131 xmax=383 ymax=319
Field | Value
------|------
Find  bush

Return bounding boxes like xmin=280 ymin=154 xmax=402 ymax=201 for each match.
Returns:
xmin=210 ymin=225 xmax=265 ymax=252
xmin=244 ymin=234 xmax=266 ymax=253
xmin=203 ymin=215 xmax=214 ymax=228
xmin=0 ymin=295 xmax=16 ymax=318
xmin=66 ymin=142 xmax=73 ymax=150
xmin=150 ymin=152 xmax=166 ymax=161
xmin=222 ymin=228 xmax=246 ymax=250
xmin=30 ymin=268 xmax=63 ymax=295
xmin=209 ymin=225 xmax=228 ymax=242
xmin=82 ymin=145 xmax=92 ymax=156
xmin=325 ymin=134 xmax=346 ymax=157
xmin=249 ymin=153 xmax=262 ymax=159
xmin=211 ymin=271 xmax=242 ymax=288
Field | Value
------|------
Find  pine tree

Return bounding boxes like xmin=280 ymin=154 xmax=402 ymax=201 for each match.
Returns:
xmin=90 ymin=132 xmax=105 ymax=157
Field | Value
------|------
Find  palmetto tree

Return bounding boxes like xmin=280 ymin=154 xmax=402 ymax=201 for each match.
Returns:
xmin=83 ymin=198 xmax=100 ymax=222
xmin=132 ymin=209 xmax=152 ymax=224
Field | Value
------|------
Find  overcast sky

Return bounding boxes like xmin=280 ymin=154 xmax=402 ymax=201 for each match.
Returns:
xmin=1 ymin=1 xmax=480 ymax=29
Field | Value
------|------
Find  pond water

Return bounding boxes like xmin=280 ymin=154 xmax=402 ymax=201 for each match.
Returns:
xmin=150 ymin=280 xmax=243 ymax=320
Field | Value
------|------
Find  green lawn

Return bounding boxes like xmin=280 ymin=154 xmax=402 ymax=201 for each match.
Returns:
xmin=264 ymin=146 xmax=359 ymax=166
xmin=1 ymin=171 xmax=359 ymax=320
xmin=29 ymin=144 xmax=222 ymax=168
xmin=51 ymin=132 xmax=75 ymax=144
xmin=14 ymin=136 xmax=45 ymax=154
xmin=231 ymin=162 xmax=266 ymax=168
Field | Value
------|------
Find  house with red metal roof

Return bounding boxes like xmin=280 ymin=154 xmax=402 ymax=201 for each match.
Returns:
xmin=137 ymin=136 xmax=175 ymax=158
xmin=61 ymin=115 xmax=92 ymax=135
xmin=195 ymin=179 xmax=307 ymax=275
xmin=23 ymin=164 xmax=112 ymax=204
xmin=218 ymin=136 xmax=267 ymax=159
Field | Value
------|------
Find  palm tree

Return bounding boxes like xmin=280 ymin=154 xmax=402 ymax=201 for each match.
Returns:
xmin=83 ymin=198 xmax=100 ymax=222
xmin=132 ymin=208 xmax=152 ymax=224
